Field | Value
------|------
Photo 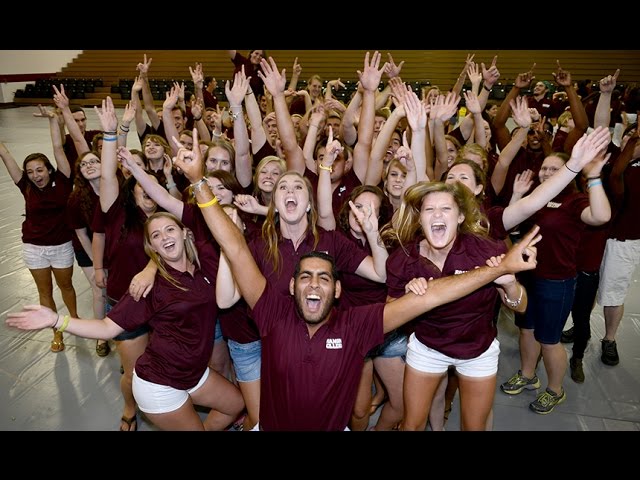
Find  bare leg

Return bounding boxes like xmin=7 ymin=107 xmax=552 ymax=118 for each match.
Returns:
xmin=603 ymin=305 xmax=624 ymax=341
xmin=51 ymin=266 xmax=77 ymax=317
xmin=80 ymin=266 xmax=109 ymax=353
xmin=401 ymin=365 xmax=445 ymax=431
xmin=29 ymin=267 xmax=61 ymax=350
xmin=350 ymin=359 xmax=373 ymax=431
xmin=428 ymin=374 xmax=448 ymax=431
xmin=237 ymin=379 xmax=260 ymax=431
xmin=458 ymin=373 xmax=496 ymax=431
xmin=209 ymin=338 xmax=234 ymax=383
xmin=541 ymin=342 xmax=566 ymax=395
xmin=191 ymin=369 xmax=245 ymax=431
xmin=117 ymin=334 xmax=148 ymax=431
xmin=373 ymin=356 xmax=405 ymax=431
xmin=519 ymin=328 xmax=541 ymax=379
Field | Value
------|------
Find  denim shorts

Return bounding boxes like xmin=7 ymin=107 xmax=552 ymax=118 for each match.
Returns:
xmin=366 ymin=330 xmax=407 ymax=360
xmin=227 ymin=339 xmax=261 ymax=383
xmin=23 ymin=241 xmax=74 ymax=269
xmin=106 ymin=299 xmax=151 ymax=341
xmin=213 ymin=318 xmax=223 ymax=342
xmin=517 ymin=276 xmax=576 ymax=344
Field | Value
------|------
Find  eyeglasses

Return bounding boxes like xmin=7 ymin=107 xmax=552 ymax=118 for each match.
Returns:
xmin=80 ymin=159 xmax=100 ymax=168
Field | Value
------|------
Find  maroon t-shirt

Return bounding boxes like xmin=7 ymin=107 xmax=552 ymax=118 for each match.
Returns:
xmin=218 ymin=298 xmax=259 ymax=344
xmin=253 ymin=284 xmax=385 ymax=431
xmin=91 ymin=193 xmax=151 ymax=302
xmin=525 ymin=189 xmax=589 ymax=279
xmin=551 ymin=129 xmax=569 ymax=153
xmin=608 ymin=157 xmax=640 ymax=241
xmin=386 ymin=233 xmax=507 ymax=359
xmin=577 ymin=223 xmax=611 ymax=272
xmin=231 ymin=52 xmax=263 ymax=96
xmin=306 ymin=167 xmax=362 ymax=219
xmin=248 ymin=227 xmax=368 ymax=297
xmin=108 ymin=241 xmax=219 ymax=390
xmin=252 ymin=141 xmax=277 ymax=169
xmin=336 ymin=234 xmax=387 ymax=309
xmin=527 ymin=96 xmax=553 ymax=118
xmin=17 ymin=170 xmax=73 ymax=246
xmin=67 ymin=188 xmax=99 ymax=253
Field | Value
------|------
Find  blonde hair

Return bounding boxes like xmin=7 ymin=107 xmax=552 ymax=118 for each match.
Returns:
xmin=384 ymin=181 xmax=488 ymax=254
xmin=143 ymin=212 xmax=200 ymax=291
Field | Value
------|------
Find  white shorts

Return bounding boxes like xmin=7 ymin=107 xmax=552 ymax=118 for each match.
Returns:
xmin=597 ymin=238 xmax=640 ymax=307
xmin=405 ymin=333 xmax=500 ymax=378
xmin=132 ymin=367 xmax=209 ymax=414
xmin=22 ymin=241 xmax=74 ymax=269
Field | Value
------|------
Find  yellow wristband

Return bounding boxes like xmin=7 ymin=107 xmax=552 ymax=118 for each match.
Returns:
xmin=57 ymin=314 xmax=71 ymax=333
xmin=318 ymin=163 xmax=333 ymax=173
xmin=197 ymin=197 xmax=219 ymax=209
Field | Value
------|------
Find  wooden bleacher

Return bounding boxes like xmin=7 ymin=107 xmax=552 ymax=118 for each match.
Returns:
xmin=13 ymin=50 xmax=640 ymax=108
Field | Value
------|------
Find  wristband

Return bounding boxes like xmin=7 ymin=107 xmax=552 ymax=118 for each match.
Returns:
xmin=586 ymin=175 xmax=601 ymax=180
xmin=318 ymin=163 xmax=333 ymax=173
xmin=483 ymin=85 xmax=492 ymax=92
xmin=166 ymin=182 xmax=177 ymax=190
xmin=57 ymin=314 xmax=71 ymax=333
xmin=587 ymin=179 xmax=602 ymax=189
xmin=197 ymin=197 xmax=219 ymax=208
xmin=193 ymin=116 xmax=202 ymax=121
xmin=564 ymin=163 xmax=580 ymax=174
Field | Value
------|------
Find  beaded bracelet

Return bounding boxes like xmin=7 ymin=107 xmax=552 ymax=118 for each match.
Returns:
xmin=504 ymin=285 xmax=523 ymax=309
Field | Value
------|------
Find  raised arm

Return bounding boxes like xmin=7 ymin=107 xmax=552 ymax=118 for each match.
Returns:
xmin=258 ymin=57 xmax=305 ymax=174
xmin=383 ymin=225 xmax=541 ymax=333
xmin=594 ymin=69 xmax=620 ymax=130
xmin=0 ymin=141 xmax=22 ymax=183
xmin=52 ymin=84 xmax=90 ymax=156
xmin=244 ymin=86 xmax=268 ymax=155
xmin=404 ymin=90 xmax=428 ymax=182
xmin=553 ymin=61 xmax=589 ymax=153
xmin=316 ymin=128 xmax=342 ymax=230
xmin=494 ymin=65 xmax=536 ymax=150
xmin=94 ymin=97 xmax=120 ymax=212
xmin=226 ymin=67 xmax=252 ymax=188
xmin=137 ymin=54 xmax=160 ymax=130
xmin=450 ymin=53 xmax=474 ymax=96
xmin=172 ymin=129 xmax=266 ymax=309
xmin=117 ymin=101 xmax=136 ymax=149
xmin=46 ymin=107 xmax=71 ymax=178
xmin=502 ymin=126 xmax=612 ymax=230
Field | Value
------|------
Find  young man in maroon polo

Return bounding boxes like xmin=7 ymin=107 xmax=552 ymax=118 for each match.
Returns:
xmin=173 ymin=128 xmax=541 ymax=431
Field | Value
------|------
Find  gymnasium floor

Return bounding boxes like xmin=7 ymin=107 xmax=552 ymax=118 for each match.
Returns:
xmin=0 ymin=106 xmax=638 ymax=431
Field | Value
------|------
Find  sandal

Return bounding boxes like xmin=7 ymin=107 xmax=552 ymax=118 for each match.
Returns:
xmin=50 ymin=330 xmax=65 ymax=353
xmin=96 ymin=341 xmax=111 ymax=357
xmin=120 ymin=414 xmax=137 ymax=432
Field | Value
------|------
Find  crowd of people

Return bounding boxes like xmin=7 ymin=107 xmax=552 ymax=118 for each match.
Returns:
xmin=3 ymin=50 xmax=639 ymax=431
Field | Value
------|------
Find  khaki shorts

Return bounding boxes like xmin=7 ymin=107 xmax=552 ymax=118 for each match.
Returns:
xmin=597 ymin=238 xmax=640 ymax=307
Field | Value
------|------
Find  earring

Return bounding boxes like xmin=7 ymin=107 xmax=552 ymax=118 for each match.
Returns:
xmin=306 ymin=205 xmax=311 ymax=213
xmin=274 ymin=208 xmax=278 ymax=213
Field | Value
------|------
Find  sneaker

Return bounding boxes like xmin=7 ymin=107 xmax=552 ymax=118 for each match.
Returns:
xmin=570 ymin=357 xmax=585 ymax=383
xmin=560 ymin=326 xmax=574 ymax=343
xmin=601 ymin=339 xmax=619 ymax=366
xmin=500 ymin=370 xmax=541 ymax=395
xmin=529 ymin=388 xmax=566 ymax=414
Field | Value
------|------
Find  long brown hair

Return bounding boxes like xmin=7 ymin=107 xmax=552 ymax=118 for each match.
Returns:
xmin=262 ymin=171 xmax=319 ymax=275
xmin=143 ymin=212 xmax=200 ymax=291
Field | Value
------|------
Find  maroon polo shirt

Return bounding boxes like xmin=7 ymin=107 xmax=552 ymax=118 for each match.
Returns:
xmin=17 ymin=170 xmax=73 ymax=246
xmin=485 ymin=205 xmax=509 ymax=241
xmin=253 ymin=283 xmax=385 ymax=431
xmin=527 ymin=96 xmax=553 ymax=118
xmin=306 ymin=167 xmax=362 ymax=219
xmin=91 ymin=193 xmax=151 ymax=302
xmin=386 ymin=233 xmax=506 ymax=359
xmin=525 ymin=189 xmax=589 ymax=279
xmin=608 ymin=157 xmax=640 ymax=241
xmin=67 ymin=188 xmax=99 ymax=252
xmin=108 ymin=240 xmax=219 ymax=390
xmin=219 ymin=298 xmax=260 ymax=344
xmin=248 ymin=227 xmax=368 ymax=297
xmin=336 ymin=234 xmax=387 ymax=309
xmin=231 ymin=52 xmax=263 ymax=97
xmin=577 ymin=223 xmax=611 ymax=272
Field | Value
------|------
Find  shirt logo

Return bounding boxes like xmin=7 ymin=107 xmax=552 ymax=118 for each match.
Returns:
xmin=631 ymin=160 xmax=640 ymax=168
xmin=326 ymin=338 xmax=343 ymax=349
xmin=546 ymin=201 xmax=561 ymax=208
xmin=339 ymin=186 xmax=347 ymax=194
xmin=454 ymin=269 xmax=468 ymax=275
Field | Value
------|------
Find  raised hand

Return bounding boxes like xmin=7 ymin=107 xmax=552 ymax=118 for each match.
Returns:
xmin=258 ymin=57 xmax=287 ymax=97
xmin=384 ymin=52 xmax=405 ymax=79
xmin=52 ymin=84 xmax=70 ymax=110
xmin=94 ymin=96 xmax=118 ymax=132
xmin=323 ymin=126 xmax=344 ymax=168
xmin=513 ymin=169 xmax=534 ymax=197
xmin=566 ymin=126 xmax=611 ymax=173
xmin=172 ymin=128 xmax=203 ymax=183
xmin=598 ymin=69 xmax=620 ymax=94
xmin=552 ymin=60 xmax=572 ymax=88
xmin=136 ymin=54 xmax=152 ymax=77
xmin=515 ymin=64 xmax=536 ymax=89
xmin=33 ymin=104 xmax=56 ymax=119
xmin=357 ymin=51 xmax=386 ymax=92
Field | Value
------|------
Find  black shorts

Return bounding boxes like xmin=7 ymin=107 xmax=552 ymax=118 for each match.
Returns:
xmin=74 ymin=248 xmax=92 ymax=268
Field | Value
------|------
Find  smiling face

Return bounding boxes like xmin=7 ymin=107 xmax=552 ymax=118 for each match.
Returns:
xmin=420 ymin=191 xmax=464 ymax=252
xmin=274 ymin=173 xmax=311 ymax=225
xmin=257 ymin=160 xmax=282 ymax=194
xmin=206 ymin=146 xmax=232 ymax=173
xmin=538 ymin=155 xmax=564 ymax=183
xmin=144 ymin=138 xmax=166 ymax=162
xmin=445 ymin=163 xmax=483 ymax=197
xmin=79 ymin=153 xmax=101 ymax=180
xmin=206 ymin=176 xmax=233 ymax=205
xmin=25 ymin=159 xmax=50 ymax=189
xmin=134 ymin=175 xmax=159 ymax=214
xmin=385 ymin=164 xmax=407 ymax=199
xmin=147 ymin=216 xmax=185 ymax=266
xmin=290 ymin=256 xmax=340 ymax=325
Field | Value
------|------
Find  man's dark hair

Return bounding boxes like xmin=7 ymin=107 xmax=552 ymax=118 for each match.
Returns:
xmin=294 ymin=251 xmax=338 ymax=281
xmin=70 ymin=106 xmax=85 ymax=115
